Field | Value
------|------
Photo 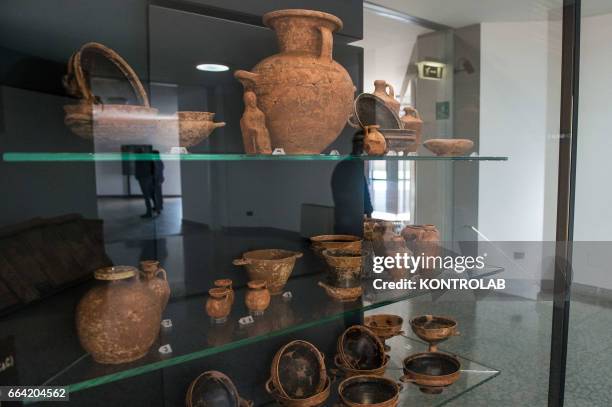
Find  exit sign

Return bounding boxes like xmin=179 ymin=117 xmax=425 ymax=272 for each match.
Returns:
xmin=418 ymin=61 xmax=446 ymax=80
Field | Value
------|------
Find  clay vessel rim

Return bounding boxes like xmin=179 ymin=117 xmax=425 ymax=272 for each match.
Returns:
xmin=352 ymin=93 xmax=402 ymax=130
xmin=242 ymin=249 xmax=301 ymax=262
xmin=272 ymin=340 xmax=326 ymax=399
xmin=310 ymin=234 xmax=361 ymax=243
xmin=364 ymin=314 xmax=404 ymax=328
xmin=186 ymin=370 xmax=240 ymax=407
xmin=402 ymin=352 xmax=461 ymax=377
xmin=214 ymin=278 xmax=233 ymax=287
xmin=338 ymin=374 xmax=400 ymax=404
xmin=267 ymin=376 xmax=331 ymax=403
xmin=263 ymin=9 xmax=343 ymax=31
xmin=208 ymin=287 xmax=230 ymax=297
xmin=94 ymin=266 xmax=137 ymax=281
xmin=247 ymin=280 xmax=267 ymax=289
xmin=410 ymin=315 xmax=457 ymax=329
xmin=322 ymin=249 xmax=363 ymax=258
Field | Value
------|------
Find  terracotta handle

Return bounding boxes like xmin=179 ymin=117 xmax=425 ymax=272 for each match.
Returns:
xmin=156 ymin=267 xmax=168 ymax=281
xmin=348 ymin=112 xmax=361 ymax=129
xmin=233 ymin=258 xmax=249 ymax=266
xmin=404 ymin=106 xmax=420 ymax=119
xmin=234 ymin=70 xmax=259 ymax=89
xmin=399 ymin=375 xmax=416 ymax=383
xmin=213 ymin=121 xmax=226 ymax=129
xmin=386 ymin=83 xmax=395 ymax=98
xmin=265 ymin=378 xmax=275 ymax=395
xmin=294 ymin=252 xmax=303 ymax=259
xmin=318 ymin=26 xmax=333 ymax=61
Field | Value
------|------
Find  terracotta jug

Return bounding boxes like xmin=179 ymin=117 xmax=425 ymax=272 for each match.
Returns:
xmin=373 ymin=80 xmax=400 ymax=114
xmin=206 ymin=287 xmax=232 ymax=323
xmin=140 ymin=260 xmax=170 ymax=311
xmin=245 ymin=280 xmax=271 ymax=316
xmin=401 ymin=106 xmax=423 ymax=149
xmin=76 ymin=266 xmax=161 ymax=364
xmin=235 ymin=9 xmax=355 ymax=154
xmin=401 ymin=225 xmax=440 ymax=263
xmin=363 ymin=125 xmax=386 ymax=156
xmin=214 ymin=278 xmax=235 ymax=305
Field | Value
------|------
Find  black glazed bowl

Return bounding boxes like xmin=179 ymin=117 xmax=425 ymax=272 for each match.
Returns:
xmin=339 ymin=375 xmax=399 ymax=406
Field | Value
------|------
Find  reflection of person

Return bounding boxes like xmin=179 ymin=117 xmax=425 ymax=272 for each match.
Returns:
xmin=135 ymin=150 xmax=164 ymax=218
xmin=331 ymin=139 xmax=373 ymax=235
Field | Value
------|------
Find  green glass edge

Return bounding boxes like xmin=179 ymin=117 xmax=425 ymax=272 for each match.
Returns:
xmin=59 ymin=291 xmax=435 ymax=395
xmin=2 ymin=152 xmax=509 ymax=162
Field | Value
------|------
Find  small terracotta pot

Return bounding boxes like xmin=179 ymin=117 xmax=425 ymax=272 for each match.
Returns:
xmin=409 ymin=315 xmax=459 ymax=352
xmin=233 ymin=250 xmax=302 ymax=295
xmin=401 ymin=224 xmax=440 ymax=264
xmin=205 ymin=287 xmax=232 ymax=323
xmin=140 ymin=260 xmax=170 ymax=312
xmin=318 ymin=281 xmax=362 ymax=302
xmin=363 ymin=125 xmax=387 ymax=156
xmin=372 ymin=80 xmax=400 ymax=114
xmin=322 ymin=249 xmax=363 ymax=284
xmin=333 ymin=353 xmax=390 ymax=378
xmin=214 ymin=278 xmax=234 ymax=305
xmin=245 ymin=280 xmax=271 ymax=315
xmin=338 ymin=375 xmax=400 ymax=407
xmin=400 ymin=106 xmax=423 ymax=149
xmin=364 ymin=314 xmax=404 ymax=351
xmin=400 ymin=352 xmax=461 ymax=394
xmin=265 ymin=377 xmax=331 ymax=407
xmin=271 ymin=340 xmax=327 ymax=399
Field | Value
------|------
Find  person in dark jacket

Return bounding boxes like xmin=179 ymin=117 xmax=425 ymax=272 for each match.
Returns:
xmin=135 ymin=149 xmax=164 ymax=218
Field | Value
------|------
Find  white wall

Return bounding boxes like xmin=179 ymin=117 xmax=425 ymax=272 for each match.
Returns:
xmin=478 ymin=19 xmax=562 ymax=297
xmin=572 ymin=13 xmax=612 ymax=289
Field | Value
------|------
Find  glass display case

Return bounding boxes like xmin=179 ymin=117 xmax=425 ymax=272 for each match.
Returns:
xmin=0 ymin=0 xmax=605 ymax=406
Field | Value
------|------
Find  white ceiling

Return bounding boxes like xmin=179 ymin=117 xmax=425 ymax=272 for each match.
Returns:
xmin=368 ymin=0 xmax=612 ymax=28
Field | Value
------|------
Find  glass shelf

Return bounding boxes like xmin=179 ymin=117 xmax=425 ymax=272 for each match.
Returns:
xmin=2 ymin=152 xmax=509 ymax=162
xmin=39 ymin=263 xmax=504 ymax=396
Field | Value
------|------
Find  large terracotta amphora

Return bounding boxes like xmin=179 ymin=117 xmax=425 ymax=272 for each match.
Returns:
xmin=235 ymin=9 xmax=355 ymax=154
xmin=76 ymin=266 xmax=161 ymax=364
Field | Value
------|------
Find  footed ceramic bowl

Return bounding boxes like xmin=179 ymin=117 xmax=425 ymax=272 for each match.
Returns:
xmin=423 ymin=139 xmax=473 ymax=156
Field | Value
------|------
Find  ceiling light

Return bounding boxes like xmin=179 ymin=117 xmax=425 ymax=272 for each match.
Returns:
xmin=196 ymin=63 xmax=229 ymax=72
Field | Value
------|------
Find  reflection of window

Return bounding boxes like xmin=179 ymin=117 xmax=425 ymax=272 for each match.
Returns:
xmin=367 ymin=161 xmax=413 ymax=221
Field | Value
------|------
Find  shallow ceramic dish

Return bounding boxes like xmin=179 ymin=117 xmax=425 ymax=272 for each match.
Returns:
xmin=186 ymin=370 xmax=253 ymax=407
xmin=265 ymin=376 xmax=331 ymax=407
xmin=337 ymin=325 xmax=385 ymax=370
xmin=423 ymin=138 xmax=474 ymax=156
xmin=270 ymin=340 xmax=326 ymax=399
xmin=318 ymin=281 xmax=363 ymax=302
xmin=233 ymin=249 xmax=302 ymax=295
xmin=338 ymin=375 xmax=400 ymax=407
xmin=401 ymin=352 xmax=461 ymax=394
xmin=348 ymin=93 xmax=402 ymax=130
xmin=410 ymin=315 xmax=459 ymax=352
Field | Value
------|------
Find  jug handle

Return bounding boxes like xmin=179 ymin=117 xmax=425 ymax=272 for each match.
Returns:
xmin=404 ymin=106 xmax=420 ymax=119
xmin=234 ymin=70 xmax=259 ymax=90
xmin=386 ymin=83 xmax=395 ymax=98
xmin=213 ymin=121 xmax=226 ymax=129
xmin=319 ymin=26 xmax=333 ymax=61
xmin=156 ymin=267 xmax=168 ymax=281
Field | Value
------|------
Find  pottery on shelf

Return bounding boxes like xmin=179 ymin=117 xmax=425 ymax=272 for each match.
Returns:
xmin=234 ymin=9 xmax=355 ymax=154
xmin=139 ymin=260 xmax=170 ymax=311
xmin=338 ymin=375 xmax=400 ymax=407
xmin=348 ymin=93 xmax=402 ymax=130
xmin=176 ymin=111 xmax=225 ymax=148
xmin=239 ymin=90 xmax=273 ymax=154
xmin=245 ymin=279 xmax=271 ymax=316
xmin=310 ymin=235 xmax=361 ymax=256
xmin=337 ymin=325 xmax=386 ymax=371
xmin=400 ymin=106 xmax=423 ymax=151
xmin=205 ymin=287 xmax=232 ymax=323
xmin=322 ymin=249 xmax=363 ymax=285
xmin=265 ymin=377 xmax=331 ymax=407
xmin=214 ymin=278 xmax=235 ymax=305
xmin=233 ymin=249 xmax=302 ymax=295
xmin=409 ymin=315 xmax=459 ymax=352
xmin=75 ymin=266 xmax=161 ymax=364
xmin=364 ymin=314 xmax=404 ymax=352
xmin=318 ymin=281 xmax=362 ymax=302
xmin=186 ymin=370 xmax=253 ymax=407
xmin=333 ymin=353 xmax=390 ymax=379
xmin=400 ymin=352 xmax=461 ymax=394
xmin=372 ymin=80 xmax=400 ymax=114
xmin=363 ymin=125 xmax=387 ymax=156
xmin=401 ymin=225 xmax=440 ymax=269
xmin=271 ymin=340 xmax=327 ymax=399
xmin=423 ymin=138 xmax=474 ymax=156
